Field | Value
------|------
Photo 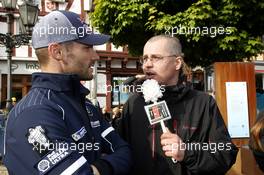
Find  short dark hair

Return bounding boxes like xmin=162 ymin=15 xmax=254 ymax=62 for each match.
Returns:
xmin=35 ymin=42 xmax=74 ymax=67
xmin=35 ymin=48 xmax=49 ymax=67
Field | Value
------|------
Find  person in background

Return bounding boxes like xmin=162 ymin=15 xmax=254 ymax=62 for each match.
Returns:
xmin=256 ymin=88 xmax=264 ymax=114
xmin=45 ymin=0 xmax=57 ymax=12
xmin=249 ymin=110 xmax=264 ymax=172
xmin=112 ymin=107 xmax=121 ymax=129
xmin=0 ymin=111 xmax=5 ymax=161
xmin=5 ymin=97 xmax=16 ymax=113
xmin=4 ymin=10 xmax=131 ymax=175
xmin=11 ymin=97 xmax=16 ymax=106
xmin=118 ymin=35 xmax=238 ymax=175
xmin=102 ymin=107 xmax=112 ymax=123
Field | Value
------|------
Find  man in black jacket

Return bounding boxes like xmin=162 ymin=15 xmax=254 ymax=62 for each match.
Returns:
xmin=118 ymin=35 xmax=238 ymax=175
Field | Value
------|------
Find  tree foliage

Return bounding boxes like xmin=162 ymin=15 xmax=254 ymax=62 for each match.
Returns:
xmin=91 ymin=0 xmax=264 ymax=67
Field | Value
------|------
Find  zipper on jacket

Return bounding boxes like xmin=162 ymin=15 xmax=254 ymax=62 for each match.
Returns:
xmin=173 ymin=119 xmax=178 ymax=134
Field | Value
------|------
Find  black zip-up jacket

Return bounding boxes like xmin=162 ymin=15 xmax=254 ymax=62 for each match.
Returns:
xmin=118 ymin=83 xmax=238 ymax=175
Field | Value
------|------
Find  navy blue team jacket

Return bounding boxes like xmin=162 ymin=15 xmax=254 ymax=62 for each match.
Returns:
xmin=3 ymin=73 xmax=132 ymax=175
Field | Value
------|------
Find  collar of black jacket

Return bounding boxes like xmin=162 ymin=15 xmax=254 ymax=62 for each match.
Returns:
xmin=31 ymin=72 xmax=90 ymax=95
xmin=161 ymin=83 xmax=192 ymax=103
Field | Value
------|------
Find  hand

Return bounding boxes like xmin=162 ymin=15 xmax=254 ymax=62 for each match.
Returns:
xmin=160 ymin=129 xmax=185 ymax=161
xmin=91 ymin=165 xmax=100 ymax=175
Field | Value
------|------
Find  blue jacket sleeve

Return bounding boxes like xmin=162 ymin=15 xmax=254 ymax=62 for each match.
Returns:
xmin=4 ymin=105 xmax=94 ymax=175
xmin=90 ymin=105 xmax=132 ymax=175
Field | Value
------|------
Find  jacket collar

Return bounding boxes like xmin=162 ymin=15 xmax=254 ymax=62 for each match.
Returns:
xmin=31 ymin=72 xmax=90 ymax=95
xmin=161 ymin=83 xmax=192 ymax=103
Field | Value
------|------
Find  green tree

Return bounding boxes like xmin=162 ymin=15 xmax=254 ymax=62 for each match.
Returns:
xmin=91 ymin=0 xmax=264 ymax=67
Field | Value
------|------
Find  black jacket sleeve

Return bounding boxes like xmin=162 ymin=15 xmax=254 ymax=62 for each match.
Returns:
xmin=183 ymin=96 xmax=238 ymax=174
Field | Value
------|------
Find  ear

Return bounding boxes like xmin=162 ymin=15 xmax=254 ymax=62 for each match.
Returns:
xmin=175 ymin=57 xmax=182 ymax=71
xmin=47 ymin=43 xmax=63 ymax=61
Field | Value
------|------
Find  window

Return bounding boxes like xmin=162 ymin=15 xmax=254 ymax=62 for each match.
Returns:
xmin=112 ymin=76 xmax=130 ymax=106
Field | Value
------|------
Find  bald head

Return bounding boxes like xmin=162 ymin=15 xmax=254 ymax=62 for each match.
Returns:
xmin=142 ymin=35 xmax=190 ymax=85
xmin=143 ymin=35 xmax=183 ymax=57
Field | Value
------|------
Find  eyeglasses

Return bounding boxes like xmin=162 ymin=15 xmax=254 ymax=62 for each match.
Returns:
xmin=139 ymin=55 xmax=177 ymax=64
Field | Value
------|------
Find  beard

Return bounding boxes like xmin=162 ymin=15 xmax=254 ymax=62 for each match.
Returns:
xmin=79 ymin=68 xmax=94 ymax=81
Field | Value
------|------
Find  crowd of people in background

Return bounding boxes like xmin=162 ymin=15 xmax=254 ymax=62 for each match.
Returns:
xmin=101 ymin=106 xmax=122 ymax=129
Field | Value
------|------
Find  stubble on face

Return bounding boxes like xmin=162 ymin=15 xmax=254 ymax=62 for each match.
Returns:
xmin=61 ymin=42 xmax=95 ymax=80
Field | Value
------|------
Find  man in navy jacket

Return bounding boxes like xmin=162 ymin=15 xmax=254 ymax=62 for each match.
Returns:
xmin=3 ymin=10 xmax=132 ymax=175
